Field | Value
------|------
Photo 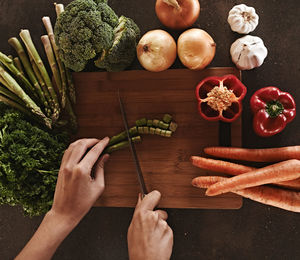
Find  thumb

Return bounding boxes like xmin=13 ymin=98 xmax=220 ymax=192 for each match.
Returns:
xmin=139 ymin=190 xmax=161 ymax=211
xmin=94 ymin=154 xmax=110 ymax=187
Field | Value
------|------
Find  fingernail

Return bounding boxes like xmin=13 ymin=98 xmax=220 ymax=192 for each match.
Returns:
xmin=104 ymin=136 xmax=110 ymax=142
xmin=102 ymin=154 xmax=110 ymax=163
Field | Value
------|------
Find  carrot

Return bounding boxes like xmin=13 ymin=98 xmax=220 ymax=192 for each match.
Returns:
xmin=192 ymin=176 xmax=300 ymax=213
xmin=205 ymin=159 xmax=300 ymax=196
xmin=190 ymin=156 xmax=255 ymax=174
xmin=190 ymin=156 xmax=300 ymax=191
xmin=192 ymin=176 xmax=223 ymax=188
xmin=204 ymin=145 xmax=300 ymax=162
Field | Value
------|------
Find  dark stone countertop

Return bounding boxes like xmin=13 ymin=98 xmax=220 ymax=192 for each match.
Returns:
xmin=0 ymin=0 xmax=299 ymax=259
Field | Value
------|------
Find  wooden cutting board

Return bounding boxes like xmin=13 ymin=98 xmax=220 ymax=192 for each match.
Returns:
xmin=73 ymin=67 xmax=243 ymax=209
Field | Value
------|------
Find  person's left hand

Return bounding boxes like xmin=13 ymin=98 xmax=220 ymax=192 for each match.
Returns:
xmin=50 ymin=137 xmax=110 ymax=226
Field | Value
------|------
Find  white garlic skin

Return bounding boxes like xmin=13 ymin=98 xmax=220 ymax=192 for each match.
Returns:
xmin=230 ymin=35 xmax=268 ymax=70
xmin=228 ymin=4 xmax=259 ymax=34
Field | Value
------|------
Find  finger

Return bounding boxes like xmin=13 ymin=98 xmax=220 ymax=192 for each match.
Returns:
xmin=139 ymin=190 xmax=161 ymax=211
xmin=133 ymin=193 xmax=143 ymax=213
xmin=94 ymin=154 xmax=110 ymax=187
xmin=154 ymin=210 xmax=168 ymax=220
xmin=79 ymin=137 xmax=110 ymax=168
xmin=67 ymin=138 xmax=100 ymax=166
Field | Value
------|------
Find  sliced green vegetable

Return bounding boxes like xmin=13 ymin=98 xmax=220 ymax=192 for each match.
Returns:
xmin=136 ymin=117 xmax=147 ymax=126
xmin=108 ymin=126 xmax=138 ymax=146
xmin=103 ymin=136 xmax=142 ymax=154
xmin=158 ymin=120 xmax=169 ymax=130
xmin=153 ymin=119 xmax=159 ymax=127
xmin=169 ymin=122 xmax=178 ymax=132
xmin=147 ymin=119 xmax=153 ymax=127
xmin=163 ymin=114 xmax=172 ymax=124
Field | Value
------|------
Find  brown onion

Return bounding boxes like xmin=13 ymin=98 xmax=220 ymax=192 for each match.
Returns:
xmin=177 ymin=28 xmax=216 ymax=70
xmin=136 ymin=30 xmax=177 ymax=72
xmin=155 ymin=0 xmax=200 ymax=30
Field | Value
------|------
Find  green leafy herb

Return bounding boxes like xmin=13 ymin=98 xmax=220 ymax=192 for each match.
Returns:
xmin=0 ymin=104 xmax=69 ymax=216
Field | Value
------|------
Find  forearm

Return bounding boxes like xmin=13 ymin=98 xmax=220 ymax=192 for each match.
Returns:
xmin=15 ymin=210 xmax=78 ymax=260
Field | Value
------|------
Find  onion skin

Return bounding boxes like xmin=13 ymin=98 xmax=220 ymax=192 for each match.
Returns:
xmin=177 ymin=28 xmax=216 ymax=70
xmin=155 ymin=0 xmax=200 ymax=30
xmin=137 ymin=30 xmax=177 ymax=72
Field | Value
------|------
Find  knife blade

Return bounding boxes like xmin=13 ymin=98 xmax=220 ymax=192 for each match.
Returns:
xmin=118 ymin=91 xmax=148 ymax=197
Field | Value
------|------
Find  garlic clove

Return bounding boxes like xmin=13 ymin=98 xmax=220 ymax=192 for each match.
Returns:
xmin=228 ymin=4 xmax=259 ymax=34
xmin=230 ymin=35 xmax=268 ymax=70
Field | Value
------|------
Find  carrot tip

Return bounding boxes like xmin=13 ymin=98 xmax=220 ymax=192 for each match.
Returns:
xmin=191 ymin=178 xmax=197 ymax=187
xmin=205 ymin=189 xmax=215 ymax=196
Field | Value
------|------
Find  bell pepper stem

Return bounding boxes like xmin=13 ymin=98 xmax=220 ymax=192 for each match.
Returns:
xmin=266 ymin=100 xmax=284 ymax=118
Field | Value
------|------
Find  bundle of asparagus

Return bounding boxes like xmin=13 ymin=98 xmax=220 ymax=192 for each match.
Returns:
xmin=0 ymin=3 xmax=77 ymax=131
xmin=103 ymin=114 xmax=178 ymax=154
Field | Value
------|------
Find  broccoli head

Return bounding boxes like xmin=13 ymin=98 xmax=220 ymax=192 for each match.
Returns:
xmin=54 ymin=0 xmax=118 ymax=72
xmin=94 ymin=16 xmax=140 ymax=72
xmin=55 ymin=0 xmax=140 ymax=72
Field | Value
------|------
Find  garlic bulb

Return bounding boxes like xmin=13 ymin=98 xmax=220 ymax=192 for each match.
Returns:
xmin=230 ymin=35 xmax=268 ymax=70
xmin=228 ymin=4 xmax=259 ymax=34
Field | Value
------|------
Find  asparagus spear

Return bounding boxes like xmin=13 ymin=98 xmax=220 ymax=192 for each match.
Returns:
xmin=0 ymin=65 xmax=51 ymax=128
xmin=108 ymin=126 xmax=138 ymax=146
xmin=19 ymin=29 xmax=60 ymax=122
xmin=64 ymin=96 xmax=78 ymax=133
xmin=0 ymin=94 xmax=32 ymax=117
xmin=42 ymin=17 xmax=66 ymax=108
xmin=29 ymin=56 xmax=52 ymax=118
xmin=0 ymin=74 xmax=9 ymax=89
xmin=13 ymin=57 xmax=25 ymax=76
xmin=0 ymin=83 xmax=25 ymax=105
xmin=103 ymin=136 xmax=142 ymax=154
xmin=54 ymin=3 xmax=65 ymax=16
xmin=8 ymin=37 xmax=49 ymax=111
xmin=65 ymin=69 xmax=76 ymax=104
xmin=0 ymin=52 xmax=39 ymax=101
xmin=41 ymin=35 xmax=63 ymax=104
xmin=54 ymin=3 xmax=76 ymax=105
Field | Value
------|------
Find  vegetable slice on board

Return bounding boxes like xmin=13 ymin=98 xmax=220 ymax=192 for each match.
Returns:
xmin=195 ymin=74 xmax=247 ymax=122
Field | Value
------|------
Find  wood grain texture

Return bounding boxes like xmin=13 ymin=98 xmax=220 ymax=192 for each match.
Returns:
xmin=73 ymin=67 xmax=242 ymax=209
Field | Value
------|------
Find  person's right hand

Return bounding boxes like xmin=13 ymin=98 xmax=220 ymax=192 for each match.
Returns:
xmin=127 ymin=190 xmax=173 ymax=260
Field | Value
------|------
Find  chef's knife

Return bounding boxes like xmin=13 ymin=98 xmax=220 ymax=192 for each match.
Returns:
xmin=118 ymin=91 xmax=148 ymax=197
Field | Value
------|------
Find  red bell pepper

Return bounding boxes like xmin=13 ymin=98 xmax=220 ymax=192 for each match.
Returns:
xmin=195 ymin=75 xmax=247 ymax=122
xmin=250 ymin=86 xmax=296 ymax=137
